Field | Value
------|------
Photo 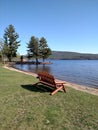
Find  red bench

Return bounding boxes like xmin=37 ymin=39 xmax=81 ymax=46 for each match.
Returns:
xmin=36 ymin=71 xmax=66 ymax=95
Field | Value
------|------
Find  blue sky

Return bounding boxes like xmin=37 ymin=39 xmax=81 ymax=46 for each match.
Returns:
xmin=0 ymin=0 xmax=98 ymax=55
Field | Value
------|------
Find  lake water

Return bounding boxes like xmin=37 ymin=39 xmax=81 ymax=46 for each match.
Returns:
xmin=14 ymin=60 xmax=98 ymax=89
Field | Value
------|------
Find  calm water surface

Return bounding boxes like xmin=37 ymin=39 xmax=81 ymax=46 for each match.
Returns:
xmin=14 ymin=60 xmax=98 ymax=88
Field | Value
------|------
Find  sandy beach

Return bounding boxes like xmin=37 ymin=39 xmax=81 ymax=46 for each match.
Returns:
xmin=4 ymin=65 xmax=98 ymax=96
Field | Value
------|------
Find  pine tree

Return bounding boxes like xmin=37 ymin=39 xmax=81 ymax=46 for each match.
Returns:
xmin=3 ymin=24 xmax=20 ymax=62
xmin=39 ymin=37 xmax=51 ymax=62
xmin=27 ymin=36 xmax=39 ymax=64
xmin=0 ymin=38 xmax=4 ymax=62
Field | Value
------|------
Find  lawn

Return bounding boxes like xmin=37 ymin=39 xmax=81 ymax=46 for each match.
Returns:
xmin=0 ymin=64 xmax=98 ymax=130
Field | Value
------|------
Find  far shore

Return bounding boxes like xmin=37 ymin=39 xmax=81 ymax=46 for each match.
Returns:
xmin=4 ymin=65 xmax=98 ymax=96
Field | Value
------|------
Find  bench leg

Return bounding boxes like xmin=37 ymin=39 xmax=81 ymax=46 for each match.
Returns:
xmin=33 ymin=82 xmax=40 ymax=85
xmin=63 ymin=85 xmax=66 ymax=92
xmin=51 ymin=86 xmax=63 ymax=95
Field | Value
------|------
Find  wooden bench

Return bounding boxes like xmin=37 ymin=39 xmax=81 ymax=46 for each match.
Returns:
xmin=36 ymin=71 xmax=66 ymax=95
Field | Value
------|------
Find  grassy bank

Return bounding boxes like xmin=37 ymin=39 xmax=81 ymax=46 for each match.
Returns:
xmin=0 ymin=65 xmax=98 ymax=130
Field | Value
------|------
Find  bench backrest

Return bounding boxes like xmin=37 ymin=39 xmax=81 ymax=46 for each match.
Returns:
xmin=38 ymin=71 xmax=56 ymax=86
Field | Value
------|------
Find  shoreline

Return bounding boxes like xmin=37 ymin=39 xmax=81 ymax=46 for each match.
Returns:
xmin=3 ymin=65 xmax=98 ymax=96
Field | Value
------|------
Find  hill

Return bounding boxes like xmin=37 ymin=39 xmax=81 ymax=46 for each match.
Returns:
xmin=49 ymin=51 xmax=98 ymax=60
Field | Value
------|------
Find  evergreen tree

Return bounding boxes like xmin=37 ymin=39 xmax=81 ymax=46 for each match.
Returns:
xmin=3 ymin=24 xmax=20 ymax=62
xmin=27 ymin=36 xmax=39 ymax=64
xmin=0 ymin=38 xmax=4 ymax=62
xmin=39 ymin=37 xmax=51 ymax=62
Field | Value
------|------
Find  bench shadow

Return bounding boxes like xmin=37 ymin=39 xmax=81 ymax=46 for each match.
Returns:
xmin=21 ymin=84 xmax=54 ymax=93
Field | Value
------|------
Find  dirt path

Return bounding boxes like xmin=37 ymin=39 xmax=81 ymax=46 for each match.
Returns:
xmin=4 ymin=65 xmax=98 ymax=96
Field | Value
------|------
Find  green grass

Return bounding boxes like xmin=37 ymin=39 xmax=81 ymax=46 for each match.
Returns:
xmin=0 ymin=65 xmax=98 ymax=130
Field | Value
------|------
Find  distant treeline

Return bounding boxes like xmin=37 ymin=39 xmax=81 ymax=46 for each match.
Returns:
xmin=49 ymin=51 xmax=98 ymax=60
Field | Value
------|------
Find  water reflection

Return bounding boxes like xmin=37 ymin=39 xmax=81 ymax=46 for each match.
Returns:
xmin=15 ymin=64 xmax=51 ymax=74
xmin=31 ymin=64 xmax=51 ymax=73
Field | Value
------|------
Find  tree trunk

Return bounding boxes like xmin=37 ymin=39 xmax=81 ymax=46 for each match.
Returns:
xmin=43 ymin=57 xmax=45 ymax=62
xmin=35 ymin=57 xmax=39 ymax=65
xmin=8 ymin=56 xmax=12 ymax=62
